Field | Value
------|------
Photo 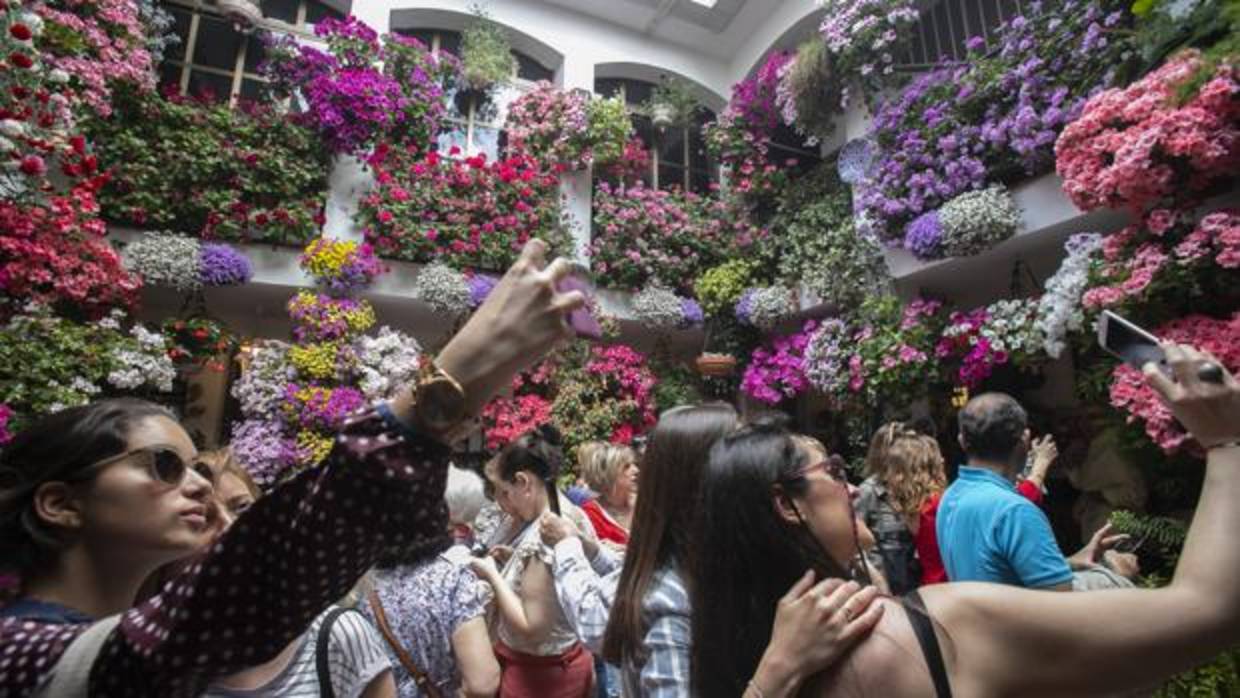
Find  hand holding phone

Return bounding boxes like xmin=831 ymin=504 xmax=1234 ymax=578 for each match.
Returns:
xmin=1097 ymin=310 xmax=1166 ymax=371
xmin=556 ymin=273 xmax=602 ymax=340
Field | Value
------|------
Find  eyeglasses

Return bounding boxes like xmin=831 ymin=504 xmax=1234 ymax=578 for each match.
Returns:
xmin=81 ymin=446 xmax=215 ymax=488
xmin=784 ymin=458 xmax=848 ymax=483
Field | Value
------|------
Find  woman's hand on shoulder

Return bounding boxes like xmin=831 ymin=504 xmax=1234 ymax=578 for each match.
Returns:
xmin=748 ymin=571 xmax=885 ymax=697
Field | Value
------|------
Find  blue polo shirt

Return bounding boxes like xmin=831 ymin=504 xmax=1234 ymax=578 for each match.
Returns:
xmin=936 ymin=465 xmax=1072 ymax=588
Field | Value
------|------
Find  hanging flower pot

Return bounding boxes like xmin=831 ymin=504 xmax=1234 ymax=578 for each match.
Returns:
xmin=696 ymin=353 xmax=737 ymax=377
xmin=650 ymin=102 xmax=675 ymax=129
xmin=218 ymin=0 xmax=263 ymax=28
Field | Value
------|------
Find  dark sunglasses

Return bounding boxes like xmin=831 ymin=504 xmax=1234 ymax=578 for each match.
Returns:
xmin=783 ymin=458 xmax=848 ymax=483
xmin=81 ymin=446 xmax=215 ymax=488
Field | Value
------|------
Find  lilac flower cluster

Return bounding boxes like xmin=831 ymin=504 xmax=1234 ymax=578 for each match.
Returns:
xmin=229 ymin=418 xmax=303 ymax=490
xmin=858 ymin=0 xmax=1130 ymax=244
xmin=198 ymin=242 xmax=252 ymax=287
xmin=681 ymin=298 xmax=704 ymax=327
xmin=903 ymin=210 xmax=944 ymax=259
xmin=836 ymin=138 xmax=875 ymax=184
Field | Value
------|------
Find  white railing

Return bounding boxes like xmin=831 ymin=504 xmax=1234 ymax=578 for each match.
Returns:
xmin=897 ymin=0 xmax=1035 ymax=68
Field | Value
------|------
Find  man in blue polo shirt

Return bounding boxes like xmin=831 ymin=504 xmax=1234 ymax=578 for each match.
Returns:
xmin=937 ymin=392 xmax=1135 ymax=589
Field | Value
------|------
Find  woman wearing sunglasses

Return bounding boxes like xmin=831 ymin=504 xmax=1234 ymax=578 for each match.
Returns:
xmin=692 ymin=344 xmax=1240 ymax=698
xmin=0 ymin=239 xmax=584 ymax=697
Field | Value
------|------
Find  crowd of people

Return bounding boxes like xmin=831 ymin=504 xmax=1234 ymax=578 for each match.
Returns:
xmin=2 ymin=240 xmax=1239 ymax=697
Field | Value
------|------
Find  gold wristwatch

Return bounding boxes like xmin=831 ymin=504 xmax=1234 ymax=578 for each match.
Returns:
xmin=412 ymin=356 xmax=470 ymax=439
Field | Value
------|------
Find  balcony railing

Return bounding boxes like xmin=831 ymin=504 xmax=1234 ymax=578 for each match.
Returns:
xmin=897 ymin=0 xmax=1035 ymax=68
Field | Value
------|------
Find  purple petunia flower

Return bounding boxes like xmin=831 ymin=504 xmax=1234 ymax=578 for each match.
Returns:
xmin=199 ymin=243 xmax=253 ymax=287
xmin=681 ymin=298 xmax=704 ymax=327
xmin=904 ymin=210 xmax=944 ymax=259
xmin=735 ymin=288 xmax=755 ymax=325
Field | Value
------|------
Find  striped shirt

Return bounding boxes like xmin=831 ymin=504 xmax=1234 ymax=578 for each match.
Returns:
xmin=551 ymin=540 xmax=691 ymax=697
xmin=202 ymin=607 xmax=392 ymax=698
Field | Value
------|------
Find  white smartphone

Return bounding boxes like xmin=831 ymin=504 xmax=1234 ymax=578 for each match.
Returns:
xmin=1097 ymin=310 xmax=1166 ymax=371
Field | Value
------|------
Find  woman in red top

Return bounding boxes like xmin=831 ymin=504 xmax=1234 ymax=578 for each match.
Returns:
xmin=576 ymin=442 xmax=638 ymax=547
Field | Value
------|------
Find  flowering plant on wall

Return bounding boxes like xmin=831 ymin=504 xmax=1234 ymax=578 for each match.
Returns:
xmin=505 ymin=82 xmax=589 ymax=169
xmin=32 ymin=0 xmax=156 ymax=118
xmin=263 ymin=17 xmax=458 ymax=155
xmin=355 ymin=326 xmax=421 ymax=400
xmin=552 ymin=345 xmax=657 ymax=455
xmin=0 ymin=403 xmax=12 ymax=445
xmin=122 ymin=232 xmax=203 ymax=293
xmin=89 ymin=88 xmax=329 ymax=246
xmin=1055 ymin=50 xmax=1239 ymax=214
xmin=858 ymin=0 xmax=1131 ymax=244
xmin=695 ymin=259 xmax=757 ymax=317
xmin=1110 ymin=311 xmax=1240 ymax=454
xmin=741 ymin=320 xmax=817 ymax=405
xmin=815 ymin=0 xmax=919 ymax=108
xmin=1081 ymin=208 xmax=1240 ymax=313
xmin=1 ymin=5 xmax=83 ymax=199
xmin=631 ymin=286 xmax=703 ymax=330
xmin=360 ymin=146 xmax=570 ymax=271
xmin=706 ymin=51 xmax=798 ymax=199
xmin=775 ymin=40 xmax=841 ymax=146
xmin=934 ymin=298 xmax=1042 ymax=388
xmin=0 ymin=306 xmax=174 ymax=434
xmin=735 ymin=286 xmax=795 ymax=331
xmin=1037 ymin=232 xmax=1104 ymax=358
xmin=412 ymin=263 xmax=473 ymax=318
xmin=775 ymin=188 xmax=886 ymax=309
xmin=936 ymin=185 xmax=1022 ymax=258
xmin=589 ymin=181 xmax=763 ymax=293
xmin=300 ymin=237 xmax=383 ymax=296
xmin=199 ymin=242 xmax=252 ymax=287
xmin=162 ymin=316 xmax=236 ymax=371
xmin=0 ymin=182 xmax=141 ymax=319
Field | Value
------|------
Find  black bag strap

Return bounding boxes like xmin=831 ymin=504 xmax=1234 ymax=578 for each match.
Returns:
xmin=902 ymin=590 xmax=953 ymax=698
xmin=315 ymin=606 xmax=352 ymax=698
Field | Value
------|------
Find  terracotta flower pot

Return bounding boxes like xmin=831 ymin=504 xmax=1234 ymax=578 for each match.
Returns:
xmin=696 ymin=353 xmax=737 ymax=377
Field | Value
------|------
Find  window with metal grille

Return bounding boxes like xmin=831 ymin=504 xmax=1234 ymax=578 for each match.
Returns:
xmin=593 ymin=77 xmax=717 ymax=195
xmin=897 ymin=0 xmax=1031 ymax=67
xmin=395 ymin=28 xmax=555 ymax=161
xmin=160 ymin=0 xmax=347 ymax=105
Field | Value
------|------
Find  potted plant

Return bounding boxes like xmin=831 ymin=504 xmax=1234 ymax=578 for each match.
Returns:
xmin=461 ymin=7 xmax=516 ymax=93
xmin=644 ymin=76 xmax=700 ymax=129
xmin=696 ymin=314 xmax=759 ymax=377
xmin=218 ymin=0 xmax=262 ymax=28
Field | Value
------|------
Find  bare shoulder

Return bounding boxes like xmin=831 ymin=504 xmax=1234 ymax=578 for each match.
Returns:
xmin=806 ymin=597 xmax=939 ymax=698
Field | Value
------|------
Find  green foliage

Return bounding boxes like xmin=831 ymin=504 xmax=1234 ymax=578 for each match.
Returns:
xmin=87 ymin=86 xmax=329 ymax=245
xmin=1154 ymin=649 xmax=1240 ymax=697
xmin=1109 ymin=509 xmax=1188 ymax=569
xmin=695 ymin=259 xmax=757 ymax=316
xmin=649 ymin=358 xmax=704 ymax=414
xmin=586 ymin=96 xmax=634 ymax=166
xmin=1127 ymin=0 xmax=1239 ymax=97
xmin=784 ymin=39 xmax=841 ymax=143
xmin=461 ymin=8 xmax=516 ymax=91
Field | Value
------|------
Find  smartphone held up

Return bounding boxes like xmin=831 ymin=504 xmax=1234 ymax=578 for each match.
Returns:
xmin=1097 ymin=310 xmax=1224 ymax=383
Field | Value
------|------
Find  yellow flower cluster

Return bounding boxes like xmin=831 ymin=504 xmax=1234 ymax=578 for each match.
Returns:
xmin=287 ymin=291 xmax=376 ymax=337
xmin=301 ymin=238 xmax=358 ymax=278
xmin=289 ymin=342 xmax=348 ymax=381
xmin=296 ymin=429 xmax=335 ymax=466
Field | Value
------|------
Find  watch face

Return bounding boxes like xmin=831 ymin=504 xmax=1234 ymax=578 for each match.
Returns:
xmin=420 ymin=377 xmax=466 ymax=429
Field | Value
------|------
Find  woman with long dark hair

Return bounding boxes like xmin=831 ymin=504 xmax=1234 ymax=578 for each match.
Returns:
xmin=537 ymin=405 xmax=884 ymax=697
xmin=0 ymin=239 xmax=583 ymax=697
xmin=472 ymin=426 xmax=593 ymax=698
xmin=691 ymin=344 xmax=1240 ymax=698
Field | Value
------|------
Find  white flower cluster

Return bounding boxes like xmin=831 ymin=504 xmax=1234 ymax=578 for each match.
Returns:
xmin=804 ymin=318 xmax=851 ymax=396
xmin=356 ymin=326 xmax=422 ymax=400
xmin=106 ymin=325 xmax=176 ymax=392
xmin=748 ymin=286 xmax=796 ymax=331
xmin=124 ymin=231 xmax=202 ymax=293
xmin=1037 ymin=233 xmax=1104 ymax=358
xmin=939 ymin=186 xmax=1022 ymax=257
xmin=980 ymin=298 xmax=1042 ymax=358
xmin=232 ymin=342 xmax=294 ymax=419
xmin=632 ymin=286 xmax=685 ymax=330
xmin=412 ymin=264 xmax=472 ymax=317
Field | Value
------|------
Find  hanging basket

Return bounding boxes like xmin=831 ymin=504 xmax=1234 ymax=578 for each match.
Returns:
xmin=218 ymin=0 xmax=263 ymax=27
xmin=650 ymin=103 xmax=676 ymax=129
xmin=695 ymin=353 xmax=737 ymax=377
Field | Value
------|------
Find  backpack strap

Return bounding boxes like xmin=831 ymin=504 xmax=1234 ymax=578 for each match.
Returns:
xmin=366 ymin=588 xmax=443 ymax=698
xmin=315 ymin=606 xmax=352 ymax=698
xmin=34 ymin=614 xmax=123 ymax=698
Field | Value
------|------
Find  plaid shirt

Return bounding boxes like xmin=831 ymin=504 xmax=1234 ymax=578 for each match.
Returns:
xmin=550 ymin=540 xmax=691 ymax=697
